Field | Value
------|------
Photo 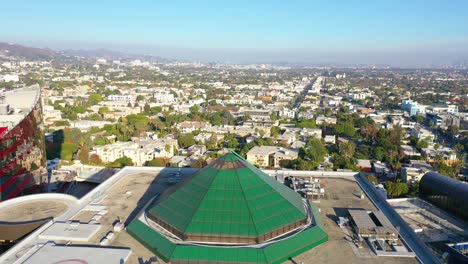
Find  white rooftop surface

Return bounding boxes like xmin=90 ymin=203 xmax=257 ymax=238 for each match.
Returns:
xmin=1 ymin=86 xmax=39 ymax=109
xmin=0 ymin=85 xmax=40 ymax=130
xmin=39 ymin=222 xmax=101 ymax=242
xmin=20 ymin=243 xmax=131 ymax=264
xmin=0 ymin=166 xmax=194 ymax=264
xmin=0 ymin=166 xmax=357 ymax=264
xmin=357 ymin=159 xmax=372 ymax=167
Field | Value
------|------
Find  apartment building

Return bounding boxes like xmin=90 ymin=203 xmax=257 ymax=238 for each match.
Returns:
xmin=246 ymin=146 xmax=298 ymax=168
xmin=92 ymin=138 xmax=177 ymax=166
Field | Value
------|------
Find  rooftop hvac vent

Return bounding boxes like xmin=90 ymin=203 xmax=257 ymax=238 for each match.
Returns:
xmin=0 ymin=104 xmax=9 ymax=115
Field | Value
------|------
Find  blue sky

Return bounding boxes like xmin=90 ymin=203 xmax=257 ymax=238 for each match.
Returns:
xmin=1 ymin=0 xmax=468 ymax=64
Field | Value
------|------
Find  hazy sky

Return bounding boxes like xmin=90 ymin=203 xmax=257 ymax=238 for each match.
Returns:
xmin=2 ymin=0 xmax=468 ymax=65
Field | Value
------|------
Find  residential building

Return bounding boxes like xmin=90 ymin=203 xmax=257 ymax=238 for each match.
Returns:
xmin=401 ymin=160 xmax=433 ymax=183
xmin=422 ymin=147 xmax=458 ymax=165
xmin=426 ymin=113 xmax=460 ymax=129
xmin=401 ymin=145 xmax=421 ymax=157
xmin=315 ymin=116 xmax=337 ymax=125
xmin=246 ymin=146 xmax=298 ymax=168
xmin=426 ymin=103 xmax=458 ymax=114
xmin=107 ymin=94 xmax=134 ymax=103
xmin=357 ymin=159 xmax=372 ymax=172
xmin=187 ymin=145 xmax=207 ymax=155
xmin=153 ymin=90 xmax=176 ymax=104
xmin=194 ymin=133 xmax=213 ymax=144
xmin=176 ymin=121 xmax=212 ymax=133
xmin=401 ymin=99 xmax=421 ymax=116
xmin=92 ymin=138 xmax=177 ymax=166
xmin=279 ymin=108 xmax=296 ymax=119
xmin=324 ymin=135 xmax=336 ymax=144
xmin=409 ymin=127 xmax=436 ymax=143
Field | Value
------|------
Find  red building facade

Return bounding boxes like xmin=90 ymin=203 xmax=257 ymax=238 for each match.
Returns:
xmin=0 ymin=95 xmax=46 ymax=201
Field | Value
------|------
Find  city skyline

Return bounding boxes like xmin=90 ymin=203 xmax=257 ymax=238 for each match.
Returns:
xmin=1 ymin=8 xmax=467 ymax=261
xmin=2 ymin=0 xmax=468 ymax=66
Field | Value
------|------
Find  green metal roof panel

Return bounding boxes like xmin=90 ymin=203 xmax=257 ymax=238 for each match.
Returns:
xmin=171 ymin=244 xmax=268 ymax=263
xmin=128 ymin=221 xmax=327 ymax=264
xmin=126 ymin=220 xmax=176 ymax=262
xmin=263 ymin=225 xmax=328 ymax=263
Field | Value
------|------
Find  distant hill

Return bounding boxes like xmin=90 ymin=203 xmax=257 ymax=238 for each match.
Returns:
xmin=62 ymin=48 xmax=129 ymax=59
xmin=64 ymin=48 xmax=173 ymax=63
xmin=0 ymin=42 xmax=61 ymax=61
xmin=0 ymin=41 xmax=173 ymax=62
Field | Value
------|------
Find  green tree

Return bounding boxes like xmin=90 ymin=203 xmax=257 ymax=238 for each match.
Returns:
xmin=435 ymin=158 xmax=465 ymax=178
xmin=75 ymin=105 xmax=87 ymax=114
xmin=165 ymin=144 xmax=172 ymax=153
xmin=356 ymin=144 xmax=372 ymax=159
xmin=94 ymin=137 xmax=106 ymax=146
xmin=334 ymin=121 xmax=356 ymax=137
xmin=270 ymin=126 xmax=281 ymax=138
xmin=257 ymin=137 xmax=274 ymax=146
xmin=227 ymin=138 xmax=239 ymax=148
xmin=300 ymin=138 xmax=327 ymax=163
xmin=53 ymin=120 xmax=71 ymax=126
xmin=409 ymin=181 xmax=420 ymax=196
xmin=126 ymin=114 xmax=150 ymax=135
xmin=89 ymin=154 xmax=103 ymax=165
xmin=384 ymin=180 xmax=409 ymax=198
xmin=339 ymin=141 xmax=356 ymax=160
xmin=296 ymin=119 xmax=317 ymax=129
xmin=88 ymin=94 xmax=103 ymax=105
xmin=416 ymin=139 xmax=429 ymax=150
xmin=78 ymin=149 xmax=90 ymax=164
xmin=412 ymin=115 xmax=424 ymax=124
xmin=147 ymin=157 xmax=169 ymax=167
xmin=149 ymin=106 xmax=162 ymax=115
xmin=384 ymin=181 xmax=396 ymax=198
xmin=111 ymin=156 xmax=134 ymax=168
xmin=189 ymin=105 xmax=200 ymax=116
xmin=60 ymin=143 xmax=78 ymax=161
xmin=454 ymin=143 xmax=464 ymax=154
xmin=293 ymin=158 xmax=317 ymax=170
xmin=259 ymin=129 xmax=266 ymax=137
xmin=206 ymin=136 xmax=218 ymax=149
xmin=178 ymin=133 xmax=195 ymax=148
xmin=446 ymin=125 xmax=459 ymax=136
xmin=98 ymin=106 xmax=110 ymax=115
xmin=144 ymin=103 xmax=151 ymax=113
xmin=332 ymin=153 xmax=357 ymax=171
xmin=270 ymin=112 xmax=279 ymax=121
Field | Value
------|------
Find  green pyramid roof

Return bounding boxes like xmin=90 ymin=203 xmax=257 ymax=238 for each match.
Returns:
xmin=147 ymin=151 xmax=307 ymax=243
xmin=127 ymin=151 xmax=328 ymax=263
